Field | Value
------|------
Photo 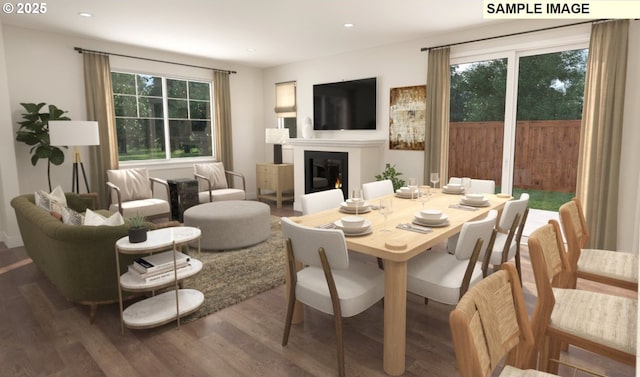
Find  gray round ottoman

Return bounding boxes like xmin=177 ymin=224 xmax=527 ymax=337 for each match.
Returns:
xmin=183 ymin=200 xmax=271 ymax=250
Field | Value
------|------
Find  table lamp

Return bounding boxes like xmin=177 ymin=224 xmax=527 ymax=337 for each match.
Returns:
xmin=49 ymin=120 xmax=100 ymax=193
xmin=265 ymin=128 xmax=289 ymax=164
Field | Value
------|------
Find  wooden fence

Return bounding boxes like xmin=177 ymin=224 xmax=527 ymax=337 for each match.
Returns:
xmin=448 ymin=120 xmax=581 ymax=192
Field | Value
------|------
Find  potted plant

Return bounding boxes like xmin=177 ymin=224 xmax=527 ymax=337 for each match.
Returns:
xmin=15 ymin=102 xmax=70 ymax=191
xmin=375 ymin=163 xmax=405 ymax=191
xmin=127 ymin=213 xmax=148 ymax=243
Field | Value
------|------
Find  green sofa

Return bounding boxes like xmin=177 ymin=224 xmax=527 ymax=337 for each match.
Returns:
xmin=10 ymin=192 xmax=175 ymax=323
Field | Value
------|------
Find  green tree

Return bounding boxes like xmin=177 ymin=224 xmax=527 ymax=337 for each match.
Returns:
xmin=450 ymin=49 xmax=587 ymax=122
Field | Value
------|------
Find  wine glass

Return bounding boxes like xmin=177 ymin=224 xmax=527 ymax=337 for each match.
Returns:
xmin=418 ymin=185 xmax=430 ymax=207
xmin=430 ymin=173 xmax=440 ymax=191
xmin=379 ymin=198 xmax=393 ymax=232
xmin=462 ymin=177 xmax=471 ymax=194
xmin=350 ymin=188 xmax=363 ymax=215
xmin=408 ymin=177 xmax=417 ymax=200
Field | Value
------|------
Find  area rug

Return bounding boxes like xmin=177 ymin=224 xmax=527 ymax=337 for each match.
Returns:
xmin=179 ymin=216 xmax=286 ymax=323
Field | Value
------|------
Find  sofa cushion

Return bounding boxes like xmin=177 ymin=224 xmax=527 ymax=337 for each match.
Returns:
xmin=107 ymin=168 xmax=152 ymax=204
xmin=194 ymin=162 xmax=228 ymax=191
xmin=84 ymin=208 xmax=125 ymax=226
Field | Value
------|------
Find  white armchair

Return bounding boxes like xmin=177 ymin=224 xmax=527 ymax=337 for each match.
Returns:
xmin=106 ymin=168 xmax=171 ymax=221
xmin=193 ymin=162 xmax=246 ymax=203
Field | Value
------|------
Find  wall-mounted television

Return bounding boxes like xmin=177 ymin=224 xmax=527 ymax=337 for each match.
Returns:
xmin=313 ymin=77 xmax=377 ymax=130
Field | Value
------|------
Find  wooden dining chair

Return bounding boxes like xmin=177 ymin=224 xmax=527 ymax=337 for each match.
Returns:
xmin=362 ymin=179 xmax=394 ymax=200
xmin=482 ymin=193 xmax=529 ymax=281
xmin=450 ymin=263 xmax=555 ymax=377
xmin=527 ymin=220 xmax=637 ymax=374
xmin=407 ymin=210 xmax=497 ymax=305
xmin=301 ymin=188 xmax=344 ymax=215
xmin=280 ymin=217 xmax=385 ymax=377
xmin=558 ymin=197 xmax=637 ymax=291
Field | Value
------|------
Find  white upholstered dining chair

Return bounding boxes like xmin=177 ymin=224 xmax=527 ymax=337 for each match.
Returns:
xmin=407 ymin=210 xmax=497 ymax=305
xmin=301 ymin=188 xmax=344 ymax=215
xmin=469 ymin=179 xmax=495 ymax=195
xmin=106 ymin=168 xmax=171 ymax=221
xmin=482 ymin=193 xmax=529 ymax=280
xmin=362 ymin=179 xmax=394 ymax=200
xmin=280 ymin=217 xmax=384 ymax=377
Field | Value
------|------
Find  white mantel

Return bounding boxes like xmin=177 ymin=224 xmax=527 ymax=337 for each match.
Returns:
xmin=287 ymin=138 xmax=386 ymax=211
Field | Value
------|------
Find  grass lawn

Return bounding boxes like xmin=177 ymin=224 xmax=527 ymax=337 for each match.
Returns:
xmin=512 ymin=188 xmax=574 ymax=212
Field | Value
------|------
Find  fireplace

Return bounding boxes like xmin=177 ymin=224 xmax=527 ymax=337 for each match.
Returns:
xmin=304 ymin=150 xmax=348 ymax=198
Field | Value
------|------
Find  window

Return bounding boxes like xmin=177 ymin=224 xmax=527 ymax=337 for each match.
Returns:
xmin=275 ymin=81 xmax=297 ymax=137
xmin=449 ymin=46 xmax=588 ymax=211
xmin=112 ymin=72 xmax=213 ymax=161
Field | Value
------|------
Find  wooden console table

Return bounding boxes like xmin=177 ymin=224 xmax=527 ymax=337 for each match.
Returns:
xmin=256 ymin=163 xmax=294 ymax=208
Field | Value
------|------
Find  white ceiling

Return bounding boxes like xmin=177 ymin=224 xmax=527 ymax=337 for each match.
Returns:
xmin=0 ymin=0 xmax=498 ymax=68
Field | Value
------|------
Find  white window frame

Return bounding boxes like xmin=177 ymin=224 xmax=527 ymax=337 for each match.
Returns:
xmin=111 ymin=70 xmax=216 ymax=166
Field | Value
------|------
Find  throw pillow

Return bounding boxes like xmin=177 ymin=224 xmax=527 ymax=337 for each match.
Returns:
xmin=35 ymin=185 xmax=67 ymax=213
xmin=61 ymin=206 xmax=85 ymax=225
xmin=84 ymin=209 xmax=125 ymax=226
xmin=194 ymin=162 xmax=228 ymax=191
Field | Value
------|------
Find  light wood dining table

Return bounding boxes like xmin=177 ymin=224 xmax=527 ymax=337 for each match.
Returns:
xmin=289 ymin=188 xmax=511 ymax=376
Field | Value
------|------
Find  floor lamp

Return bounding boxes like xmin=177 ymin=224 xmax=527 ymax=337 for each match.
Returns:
xmin=49 ymin=121 xmax=100 ymax=193
xmin=265 ymin=128 xmax=290 ymax=164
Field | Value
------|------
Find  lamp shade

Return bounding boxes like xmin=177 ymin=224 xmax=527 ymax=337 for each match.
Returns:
xmin=49 ymin=121 xmax=100 ymax=146
xmin=265 ymin=128 xmax=290 ymax=144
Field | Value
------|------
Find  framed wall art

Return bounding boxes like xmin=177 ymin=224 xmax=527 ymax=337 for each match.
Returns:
xmin=389 ymin=85 xmax=426 ymax=151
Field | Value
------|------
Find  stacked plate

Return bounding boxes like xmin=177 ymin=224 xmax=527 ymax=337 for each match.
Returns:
xmin=413 ymin=210 xmax=450 ymax=227
xmin=460 ymin=194 xmax=490 ymax=207
xmin=333 ymin=216 xmax=373 ymax=236
xmin=442 ymin=184 xmax=465 ymax=195
xmin=339 ymin=201 xmax=371 ymax=214
xmin=395 ymin=187 xmax=418 ymax=199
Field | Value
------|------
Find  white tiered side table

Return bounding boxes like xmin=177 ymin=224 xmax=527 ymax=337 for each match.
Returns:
xmin=115 ymin=226 xmax=203 ymax=333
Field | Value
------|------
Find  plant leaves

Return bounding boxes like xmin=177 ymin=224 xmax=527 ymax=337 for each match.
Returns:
xmin=50 ymin=148 xmax=65 ymax=165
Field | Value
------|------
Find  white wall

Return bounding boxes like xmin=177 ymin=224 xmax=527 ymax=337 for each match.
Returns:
xmin=1 ymin=24 xmax=264 ymax=247
xmin=263 ymin=20 xmax=640 ymax=249
xmin=0 ymin=24 xmax=22 ymax=247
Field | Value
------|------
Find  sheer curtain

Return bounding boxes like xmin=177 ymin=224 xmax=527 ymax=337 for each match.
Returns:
xmin=213 ymin=71 xmax=234 ymax=170
xmin=83 ymin=52 xmax=118 ymax=208
xmin=576 ymin=20 xmax=629 ymax=250
xmin=423 ymin=47 xmax=450 ymax=185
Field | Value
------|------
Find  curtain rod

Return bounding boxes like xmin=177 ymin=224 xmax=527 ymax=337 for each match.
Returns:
xmin=74 ymin=47 xmax=237 ymax=74
xmin=421 ymin=19 xmax=603 ymax=52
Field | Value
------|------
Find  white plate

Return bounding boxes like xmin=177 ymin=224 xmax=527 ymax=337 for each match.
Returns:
xmin=460 ymin=198 xmax=490 ymax=207
xmin=443 ymin=186 xmax=465 ymax=194
xmin=413 ymin=217 xmax=450 ymax=227
xmin=395 ymin=190 xmax=417 ymax=199
xmin=339 ymin=202 xmax=371 ymax=213
xmin=414 ymin=211 xmax=448 ymax=224
xmin=462 ymin=195 xmax=486 ymax=202
xmin=344 ymin=227 xmax=373 ymax=237
xmin=333 ymin=219 xmax=372 ymax=234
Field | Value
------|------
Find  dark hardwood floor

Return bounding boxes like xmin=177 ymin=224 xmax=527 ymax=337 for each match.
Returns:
xmin=0 ymin=201 xmax=635 ymax=377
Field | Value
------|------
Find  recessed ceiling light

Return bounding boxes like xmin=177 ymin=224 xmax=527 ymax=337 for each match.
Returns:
xmin=78 ymin=12 xmax=93 ymax=17
xmin=344 ymin=23 xmax=354 ymax=28
xmin=247 ymin=48 xmax=256 ymax=53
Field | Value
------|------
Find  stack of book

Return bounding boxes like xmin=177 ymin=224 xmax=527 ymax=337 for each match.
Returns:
xmin=128 ymin=250 xmax=192 ymax=283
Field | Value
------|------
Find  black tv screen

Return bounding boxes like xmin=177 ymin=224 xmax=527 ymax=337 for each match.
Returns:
xmin=313 ymin=77 xmax=377 ymax=130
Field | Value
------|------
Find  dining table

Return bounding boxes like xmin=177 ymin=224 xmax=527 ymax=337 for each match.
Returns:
xmin=289 ymin=187 xmax=511 ymax=376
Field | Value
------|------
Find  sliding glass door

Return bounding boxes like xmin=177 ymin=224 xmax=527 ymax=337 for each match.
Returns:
xmin=449 ymin=45 xmax=588 ymax=211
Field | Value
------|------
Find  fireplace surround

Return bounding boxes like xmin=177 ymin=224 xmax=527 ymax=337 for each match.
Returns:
xmin=287 ymin=138 xmax=385 ymax=212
